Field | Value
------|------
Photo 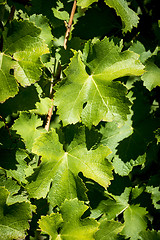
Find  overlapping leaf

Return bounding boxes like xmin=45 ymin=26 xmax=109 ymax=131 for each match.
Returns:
xmin=139 ymin=230 xmax=160 ymax=240
xmin=141 ymin=62 xmax=160 ymax=91
xmin=121 ymin=205 xmax=148 ymax=240
xmin=95 ymin=219 xmax=124 ymax=240
xmin=1 ymin=19 xmax=49 ymax=102
xmin=77 ymin=0 xmax=139 ymax=33
xmin=12 ymin=112 xmax=44 ymax=151
xmin=54 ymin=37 xmax=144 ymax=128
xmin=27 ymin=127 xmax=112 ymax=207
xmin=0 ymin=53 xmax=18 ymax=102
xmin=0 ymin=186 xmax=32 ymax=240
xmin=39 ymin=198 xmax=99 ymax=240
xmin=91 ymin=187 xmax=131 ymax=219
xmin=146 ymin=186 xmax=160 ymax=209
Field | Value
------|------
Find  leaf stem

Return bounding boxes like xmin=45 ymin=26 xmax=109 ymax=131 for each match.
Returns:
xmin=64 ymin=0 xmax=77 ymax=49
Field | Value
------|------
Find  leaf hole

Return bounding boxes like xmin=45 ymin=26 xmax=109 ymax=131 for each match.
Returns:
xmin=10 ymin=68 xmax=14 ymax=75
xmin=83 ymin=102 xmax=87 ymax=109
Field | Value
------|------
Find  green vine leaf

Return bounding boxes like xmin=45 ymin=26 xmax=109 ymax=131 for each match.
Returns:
xmin=141 ymin=62 xmax=160 ymax=91
xmin=54 ymin=37 xmax=144 ymax=128
xmin=0 ymin=186 xmax=32 ymax=240
xmin=95 ymin=219 xmax=124 ymax=240
xmin=77 ymin=0 xmax=139 ymax=33
xmin=12 ymin=112 xmax=44 ymax=151
xmin=122 ymin=205 xmax=148 ymax=240
xmin=27 ymin=127 xmax=112 ymax=207
xmin=139 ymin=230 xmax=160 ymax=240
xmin=146 ymin=186 xmax=160 ymax=209
xmin=3 ymin=19 xmax=49 ymax=87
xmin=0 ymin=53 xmax=18 ymax=102
xmin=38 ymin=198 xmax=99 ymax=240
xmin=104 ymin=0 xmax=139 ymax=33
xmin=29 ymin=14 xmax=53 ymax=49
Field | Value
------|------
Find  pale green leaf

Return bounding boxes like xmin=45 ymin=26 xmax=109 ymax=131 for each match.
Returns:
xmin=77 ymin=0 xmax=98 ymax=8
xmin=146 ymin=186 xmax=160 ymax=209
xmin=0 ymin=186 xmax=32 ymax=240
xmin=112 ymin=153 xmax=146 ymax=176
xmin=95 ymin=219 xmax=124 ymax=240
xmin=39 ymin=213 xmax=63 ymax=240
xmin=0 ymin=53 xmax=19 ymax=102
xmin=104 ymin=0 xmax=139 ymax=33
xmin=39 ymin=199 xmax=99 ymax=240
xmin=141 ymin=62 xmax=160 ymax=91
xmin=54 ymin=38 xmax=144 ymax=128
xmin=29 ymin=14 xmax=53 ymax=49
xmin=13 ymin=40 xmax=49 ymax=87
xmin=12 ymin=112 xmax=44 ymax=151
xmin=122 ymin=205 xmax=148 ymax=240
xmin=27 ymin=127 xmax=112 ymax=207
xmin=129 ymin=41 xmax=152 ymax=63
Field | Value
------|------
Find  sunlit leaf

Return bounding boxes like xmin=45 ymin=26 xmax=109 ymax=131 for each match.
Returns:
xmin=39 ymin=198 xmax=99 ymax=240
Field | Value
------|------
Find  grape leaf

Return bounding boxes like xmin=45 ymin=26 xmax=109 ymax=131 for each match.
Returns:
xmin=122 ymin=205 xmax=148 ymax=240
xmin=104 ymin=0 xmax=139 ymax=33
xmin=7 ymin=148 xmax=34 ymax=184
xmin=29 ymin=14 xmax=53 ymax=49
xmin=141 ymin=62 xmax=160 ymax=91
xmin=27 ymin=127 xmax=112 ymax=207
xmin=95 ymin=219 xmax=124 ymax=240
xmin=146 ymin=186 xmax=160 ymax=209
xmin=3 ymin=19 xmax=49 ymax=87
xmin=0 ymin=53 xmax=19 ymax=102
xmin=12 ymin=112 xmax=44 ymax=151
xmin=3 ymin=20 xmax=41 ymax=54
xmin=0 ymin=186 xmax=32 ymax=240
xmin=139 ymin=230 xmax=160 ymax=240
xmin=0 ymin=174 xmax=28 ymax=205
xmin=54 ymin=37 xmax=144 ymax=128
xmin=100 ymin=115 xmax=133 ymax=161
xmin=39 ymin=198 xmax=99 ymax=240
xmin=91 ymin=187 xmax=131 ymax=219
xmin=77 ymin=0 xmax=98 ymax=8
xmin=77 ymin=0 xmax=139 ymax=33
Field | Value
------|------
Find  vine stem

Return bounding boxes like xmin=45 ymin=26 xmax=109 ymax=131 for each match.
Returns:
xmin=64 ymin=0 xmax=77 ymax=49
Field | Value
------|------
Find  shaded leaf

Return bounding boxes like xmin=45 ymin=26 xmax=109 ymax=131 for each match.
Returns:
xmin=104 ymin=0 xmax=139 ymax=33
xmin=139 ymin=230 xmax=160 ymax=240
xmin=146 ymin=186 xmax=160 ymax=209
xmin=0 ymin=186 xmax=32 ymax=240
xmin=91 ymin=187 xmax=131 ymax=219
